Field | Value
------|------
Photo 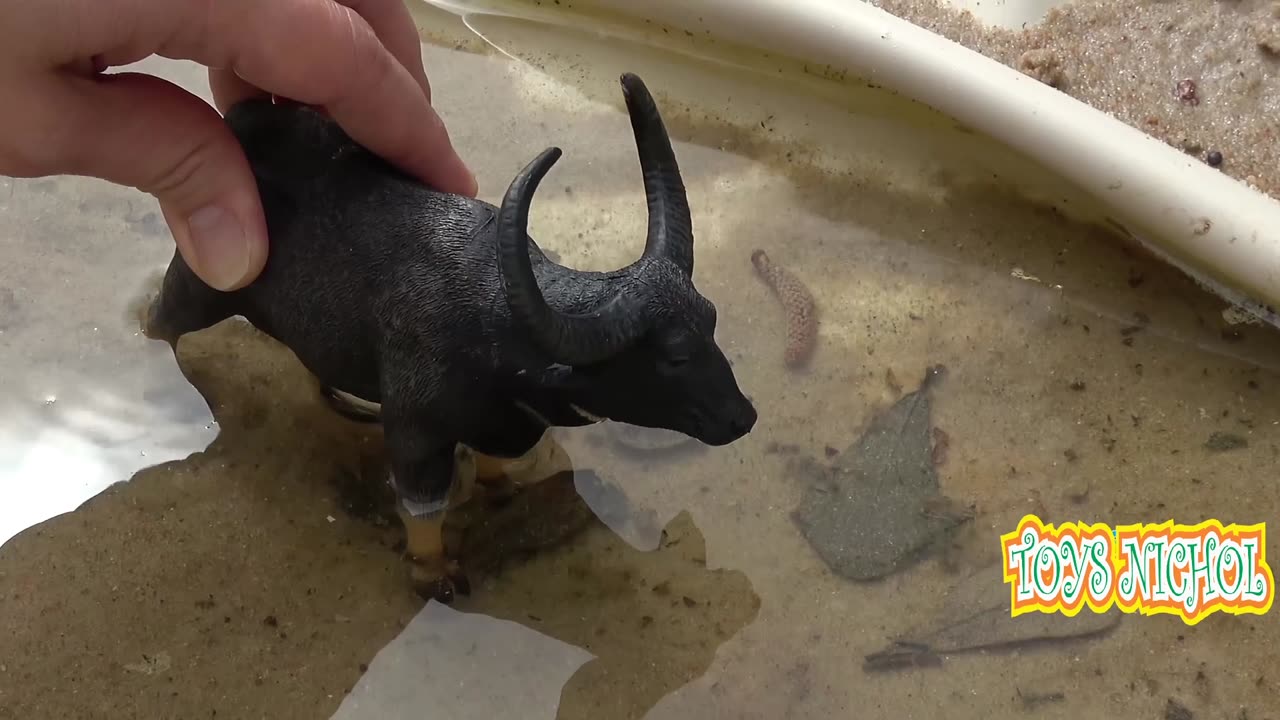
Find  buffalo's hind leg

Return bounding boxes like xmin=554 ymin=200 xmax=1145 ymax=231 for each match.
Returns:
xmin=140 ymin=250 xmax=234 ymax=346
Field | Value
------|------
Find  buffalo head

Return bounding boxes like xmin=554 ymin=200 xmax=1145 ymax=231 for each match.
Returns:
xmin=498 ymin=73 xmax=756 ymax=447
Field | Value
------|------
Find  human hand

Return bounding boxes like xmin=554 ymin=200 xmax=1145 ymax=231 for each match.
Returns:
xmin=0 ymin=0 xmax=478 ymax=291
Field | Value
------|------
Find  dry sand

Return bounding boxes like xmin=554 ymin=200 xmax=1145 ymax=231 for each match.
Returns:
xmin=870 ymin=0 xmax=1280 ymax=197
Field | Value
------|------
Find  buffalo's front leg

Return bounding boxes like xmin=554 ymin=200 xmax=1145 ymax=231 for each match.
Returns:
xmin=470 ymin=411 xmax=575 ymax=503
xmin=383 ymin=416 xmax=472 ymax=603
xmin=474 ymin=435 xmax=574 ymax=495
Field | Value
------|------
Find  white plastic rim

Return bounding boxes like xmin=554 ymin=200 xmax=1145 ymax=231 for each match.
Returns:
xmin=423 ymin=0 xmax=1280 ymax=323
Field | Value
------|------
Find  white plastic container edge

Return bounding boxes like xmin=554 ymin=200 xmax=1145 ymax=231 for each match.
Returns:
xmin=425 ymin=0 xmax=1280 ymax=324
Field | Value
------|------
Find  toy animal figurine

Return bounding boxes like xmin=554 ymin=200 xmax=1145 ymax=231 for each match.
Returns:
xmin=144 ymin=73 xmax=758 ymax=603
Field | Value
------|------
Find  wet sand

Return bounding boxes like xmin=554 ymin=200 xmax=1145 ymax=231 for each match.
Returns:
xmin=2 ymin=4 xmax=1279 ymax=719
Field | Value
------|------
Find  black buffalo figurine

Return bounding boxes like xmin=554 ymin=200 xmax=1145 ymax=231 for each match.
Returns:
xmin=144 ymin=73 xmax=758 ymax=602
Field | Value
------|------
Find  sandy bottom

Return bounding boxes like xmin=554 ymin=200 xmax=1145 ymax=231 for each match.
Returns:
xmin=2 ymin=5 xmax=1279 ymax=719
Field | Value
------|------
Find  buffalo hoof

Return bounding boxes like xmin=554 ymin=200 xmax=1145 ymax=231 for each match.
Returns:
xmin=477 ymin=479 xmax=518 ymax=509
xmin=408 ymin=558 xmax=472 ymax=604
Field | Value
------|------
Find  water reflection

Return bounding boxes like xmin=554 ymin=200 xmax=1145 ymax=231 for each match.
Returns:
xmin=334 ymin=601 xmax=594 ymax=719
xmin=0 ymin=98 xmax=219 ymax=549
xmin=336 ymin=507 xmax=759 ymax=720
xmin=462 ymin=510 xmax=760 ymax=720
xmin=0 ymin=343 xmax=216 ymax=548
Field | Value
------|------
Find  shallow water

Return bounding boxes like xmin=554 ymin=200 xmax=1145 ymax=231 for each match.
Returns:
xmin=2 ymin=4 xmax=1278 ymax=719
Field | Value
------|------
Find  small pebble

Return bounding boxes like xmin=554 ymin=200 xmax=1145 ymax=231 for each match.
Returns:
xmin=930 ymin=427 xmax=951 ymax=467
xmin=1206 ymin=150 xmax=1223 ymax=167
xmin=1175 ymin=78 xmax=1200 ymax=105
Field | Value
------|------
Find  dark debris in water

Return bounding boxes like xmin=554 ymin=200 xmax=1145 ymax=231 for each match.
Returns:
xmin=1017 ymin=689 xmax=1066 ymax=711
xmin=1205 ymin=431 xmax=1248 ymax=452
xmin=0 ymin=286 xmax=20 ymax=332
xmin=1165 ymin=698 xmax=1194 ymax=720
xmin=790 ymin=364 xmax=971 ymax=581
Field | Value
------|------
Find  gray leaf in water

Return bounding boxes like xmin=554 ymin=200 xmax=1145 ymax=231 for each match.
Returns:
xmin=791 ymin=365 xmax=968 ymax=581
xmin=863 ymin=562 xmax=1122 ymax=672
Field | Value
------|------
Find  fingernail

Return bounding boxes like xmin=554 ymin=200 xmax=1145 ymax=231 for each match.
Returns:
xmin=187 ymin=205 xmax=250 ymax=290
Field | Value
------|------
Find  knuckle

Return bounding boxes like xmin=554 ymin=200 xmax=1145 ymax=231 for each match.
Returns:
xmin=140 ymin=133 xmax=218 ymax=202
xmin=283 ymin=4 xmax=392 ymax=110
xmin=341 ymin=12 xmax=396 ymax=94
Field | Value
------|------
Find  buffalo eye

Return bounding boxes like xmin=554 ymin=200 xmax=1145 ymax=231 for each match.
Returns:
xmin=661 ymin=354 xmax=689 ymax=371
xmin=658 ymin=332 xmax=693 ymax=371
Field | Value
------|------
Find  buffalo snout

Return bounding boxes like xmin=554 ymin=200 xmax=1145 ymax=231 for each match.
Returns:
xmin=696 ymin=390 xmax=757 ymax=446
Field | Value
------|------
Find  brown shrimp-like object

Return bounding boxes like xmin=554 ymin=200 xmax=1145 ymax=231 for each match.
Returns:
xmin=751 ymin=249 xmax=818 ymax=368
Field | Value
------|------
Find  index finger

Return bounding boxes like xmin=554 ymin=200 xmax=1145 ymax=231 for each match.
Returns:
xmin=339 ymin=0 xmax=434 ymax=101
xmin=51 ymin=0 xmax=476 ymax=196
xmin=209 ymin=0 xmax=435 ymax=116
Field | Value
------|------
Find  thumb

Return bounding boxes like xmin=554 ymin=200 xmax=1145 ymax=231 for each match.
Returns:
xmin=42 ymin=71 xmax=268 ymax=291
